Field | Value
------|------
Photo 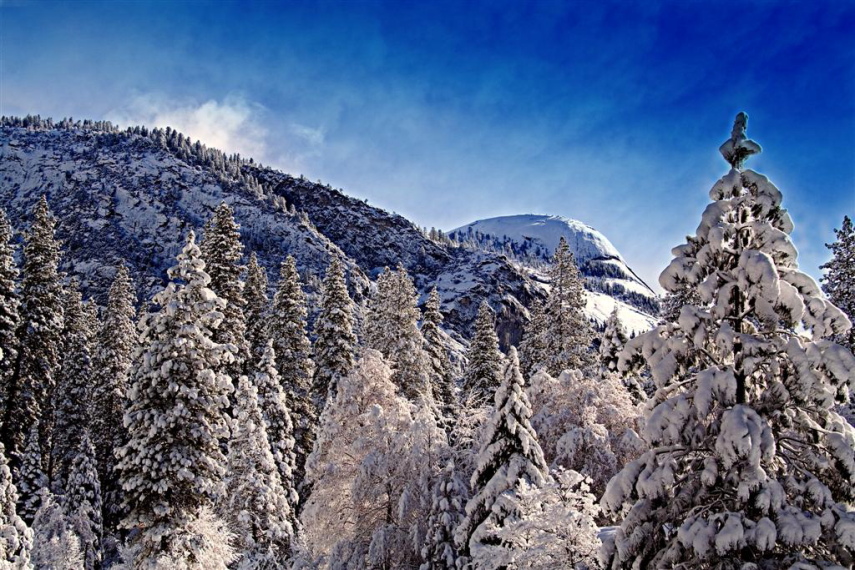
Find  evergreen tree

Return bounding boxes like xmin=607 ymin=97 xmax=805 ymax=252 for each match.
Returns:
xmin=0 ymin=209 xmax=20 ymax=417
xmin=253 ymin=341 xmax=299 ymax=520
xmin=17 ymin=420 xmax=46 ymax=525
xmin=243 ymin=252 xmax=269 ymax=364
xmin=0 ymin=443 xmax=32 ymax=569
xmin=201 ymin=202 xmax=249 ymax=375
xmin=599 ymin=307 xmax=628 ymax=373
xmin=541 ymin=237 xmax=594 ymax=375
xmin=51 ymin=280 xmax=93 ymax=492
xmin=602 ymin=114 xmax=855 ymax=568
xmin=421 ymin=287 xmax=456 ymax=420
xmin=820 ymin=215 xmax=855 ymax=352
xmin=31 ymin=491 xmax=83 ymax=570
xmin=91 ymin=264 xmax=136 ymax=533
xmin=268 ymin=255 xmax=316 ymax=488
xmin=223 ymin=374 xmax=296 ymax=568
xmin=365 ymin=265 xmax=430 ymax=401
xmin=461 ymin=301 xmax=503 ymax=406
xmin=420 ymin=460 xmax=466 ymax=570
xmin=312 ymin=256 xmax=356 ymax=409
xmin=116 ymin=231 xmax=235 ymax=566
xmin=65 ymin=433 xmax=103 ymax=570
xmin=518 ymin=299 xmax=546 ymax=377
xmin=455 ymin=347 xmax=549 ymax=563
xmin=2 ymin=196 xmax=64 ymax=471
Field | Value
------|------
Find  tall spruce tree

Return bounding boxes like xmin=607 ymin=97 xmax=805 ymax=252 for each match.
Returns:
xmin=243 ymin=252 xmax=269 ymax=364
xmin=116 ymin=231 xmax=235 ymax=566
xmin=542 ymin=237 xmax=594 ymax=375
xmin=601 ymin=114 xmax=855 ymax=568
xmin=253 ymin=341 xmax=299 ymax=519
xmin=518 ymin=299 xmax=546 ymax=377
xmin=312 ymin=256 xmax=356 ymax=409
xmin=201 ymin=202 xmax=249 ymax=376
xmin=820 ymin=215 xmax=855 ymax=352
xmin=17 ymin=421 xmax=46 ymax=525
xmin=455 ymin=347 xmax=549 ymax=564
xmin=420 ymin=460 xmax=467 ymax=570
xmin=51 ymin=280 xmax=93 ymax=492
xmin=0 ymin=443 xmax=32 ymax=569
xmin=65 ymin=433 xmax=103 ymax=570
xmin=461 ymin=301 xmax=503 ymax=406
xmin=365 ymin=265 xmax=430 ymax=401
xmin=3 ymin=196 xmax=64 ymax=471
xmin=0 ymin=209 xmax=20 ymax=417
xmin=422 ymin=287 xmax=456 ymax=420
xmin=91 ymin=264 xmax=137 ymax=533
xmin=268 ymin=255 xmax=316 ymax=488
xmin=223 ymin=374 xmax=296 ymax=568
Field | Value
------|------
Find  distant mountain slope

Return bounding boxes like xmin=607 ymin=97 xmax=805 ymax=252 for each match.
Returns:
xmin=450 ymin=214 xmax=658 ymax=317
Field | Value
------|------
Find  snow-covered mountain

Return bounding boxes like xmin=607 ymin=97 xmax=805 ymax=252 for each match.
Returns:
xmin=450 ymin=214 xmax=658 ymax=330
xmin=0 ymin=117 xmax=657 ymax=348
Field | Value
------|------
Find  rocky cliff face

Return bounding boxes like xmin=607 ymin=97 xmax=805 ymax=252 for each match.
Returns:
xmin=0 ymin=117 xmax=656 ymax=350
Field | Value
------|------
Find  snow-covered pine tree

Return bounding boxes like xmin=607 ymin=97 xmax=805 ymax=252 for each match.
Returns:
xmin=31 ymin=491 xmax=83 ymax=570
xmin=268 ymin=255 xmax=316 ymax=488
xmin=0 ymin=443 xmax=32 ymax=569
xmin=2 ymin=196 xmax=64 ymax=471
xmin=201 ymin=202 xmax=250 ymax=376
xmin=602 ymin=113 xmax=855 ymax=568
xmin=116 ymin=231 xmax=235 ymax=567
xmin=17 ymin=420 xmax=47 ymax=525
xmin=51 ymin=280 xmax=93 ymax=492
xmin=223 ymin=374 xmax=296 ymax=568
xmin=420 ymin=460 xmax=467 ymax=570
xmin=0 ymin=209 xmax=20 ymax=417
xmin=65 ymin=433 xmax=103 ymax=570
xmin=820 ymin=215 xmax=855 ymax=352
xmin=518 ymin=299 xmax=546 ymax=377
xmin=461 ymin=301 xmax=503 ymax=406
xmin=312 ymin=256 xmax=356 ymax=409
xmin=253 ymin=341 xmax=299 ymax=521
xmin=455 ymin=347 xmax=549 ymax=564
xmin=658 ymin=285 xmax=703 ymax=325
xmin=599 ymin=307 xmax=628 ymax=373
xmin=541 ymin=237 xmax=594 ymax=375
xmin=365 ymin=265 xmax=430 ymax=401
xmin=91 ymin=264 xmax=136 ymax=533
xmin=422 ymin=286 xmax=456 ymax=420
xmin=244 ymin=252 xmax=269 ymax=364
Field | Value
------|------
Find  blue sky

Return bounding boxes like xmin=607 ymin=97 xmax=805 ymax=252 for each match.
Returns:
xmin=1 ymin=0 xmax=853 ymax=290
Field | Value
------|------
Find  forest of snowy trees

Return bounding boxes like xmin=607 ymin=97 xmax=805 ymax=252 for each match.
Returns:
xmin=0 ymin=114 xmax=851 ymax=569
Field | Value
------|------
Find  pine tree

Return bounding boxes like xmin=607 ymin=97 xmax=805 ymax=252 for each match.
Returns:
xmin=253 ymin=341 xmax=299 ymax=520
xmin=2 ymin=196 xmax=64 ymax=471
xmin=820 ymin=215 xmax=855 ymax=352
xmin=365 ymin=265 xmax=430 ymax=401
xmin=268 ymin=255 xmax=316 ymax=488
xmin=422 ymin=287 xmax=456 ymax=420
xmin=51 ymin=280 xmax=93 ymax=492
xmin=65 ymin=433 xmax=103 ymax=570
xmin=599 ymin=307 xmax=628 ymax=373
xmin=91 ymin=264 xmax=136 ymax=533
xmin=116 ymin=231 xmax=235 ymax=566
xmin=31 ymin=491 xmax=84 ymax=570
xmin=0 ymin=209 xmax=20 ymax=417
xmin=201 ymin=202 xmax=249 ymax=376
xmin=223 ymin=374 xmax=296 ymax=568
xmin=518 ymin=299 xmax=546 ymax=377
xmin=420 ymin=460 xmax=466 ymax=570
xmin=461 ymin=301 xmax=503 ymax=406
xmin=243 ymin=252 xmax=269 ymax=364
xmin=455 ymin=347 xmax=549 ymax=563
xmin=17 ymin=420 xmax=47 ymax=525
xmin=541 ymin=237 xmax=594 ymax=375
xmin=312 ymin=256 xmax=356 ymax=409
xmin=0 ymin=443 xmax=32 ymax=569
xmin=602 ymin=114 xmax=855 ymax=568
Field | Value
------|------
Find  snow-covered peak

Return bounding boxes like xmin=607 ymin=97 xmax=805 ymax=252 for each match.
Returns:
xmin=450 ymin=214 xmax=622 ymax=262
